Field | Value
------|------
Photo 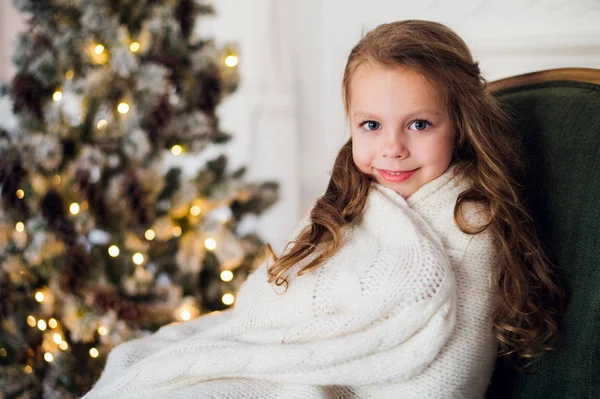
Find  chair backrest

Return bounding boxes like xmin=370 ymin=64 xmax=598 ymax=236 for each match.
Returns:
xmin=485 ymin=68 xmax=600 ymax=398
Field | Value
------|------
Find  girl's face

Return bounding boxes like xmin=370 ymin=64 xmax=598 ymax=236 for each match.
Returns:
xmin=349 ymin=64 xmax=455 ymax=199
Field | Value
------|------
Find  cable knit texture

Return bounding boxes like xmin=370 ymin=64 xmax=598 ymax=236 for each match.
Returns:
xmin=81 ymin=164 xmax=498 ymax=399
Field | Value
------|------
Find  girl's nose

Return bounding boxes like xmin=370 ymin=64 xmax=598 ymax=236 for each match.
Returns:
xmin=382 ymin=138 xmax=409 ymax=159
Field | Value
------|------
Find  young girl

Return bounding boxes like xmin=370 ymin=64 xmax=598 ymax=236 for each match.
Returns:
xmin=83 ymin=20 xmax=561 ymax=399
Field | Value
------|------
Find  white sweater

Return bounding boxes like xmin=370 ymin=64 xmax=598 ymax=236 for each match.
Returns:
xmin=82 ymin=164 xmax=498 ymax=399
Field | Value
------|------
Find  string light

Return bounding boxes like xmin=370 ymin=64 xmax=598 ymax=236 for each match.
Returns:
xmin=225 ymin=55 xmax=239 ymax=67
xmin=222 ymin=293 xmax=235 ymax=305
xmin=37 ymin=320 xmax=47 ymax=331
xmin=129 ymin=42 xmax=140 ymax=52
xmin=204 ymin=238 xmax=217 ymax=251
xmin=89 ymin=348 xmax=99 ymax=358
xmin=0 ymin=348 xmax=7 ymax=357
xmin=16 ymin=189 xmax=24 ymax=199
xmin=220 ymin=270 xmax=233 ymax=282
xmin=59 ymin=341 xmax=69 ymax=351
xmin=132 ymin=252 xmax=144 ymax=265
xmin=171 ymin=145 xmax=182 ymax=156
xmin=94 ymin=44 xmax=104 ymax=54
xmin=24 ymin=365 xmax=33 ymax=374
xmin=180 ymin=309 xmax=191 ymax=321
xmin=98 ymin=326 xmax=109 ymax=336
xmin=108 ymin=245 xmax=120 ymax=257
xmin=27 ymin=316 xmax=36 ymax=327
xmin=172 ymin=226 xmax=182 ymax=237
xmin=53 ymin=333 xmax=62 ymax=344
xmin=96 ymin=119 xmax=108 ymax=130
xmin=53 ymin=174 xmax=61 ymax=185
xmin=70 ymin=203 xmax=80 ymax=215
xmin=52 ymin=91 xmax=63 ymax=101
xmin=15 ymin=222 xmax=25 ymax=232
xmin=145 ymin=229 xmax=155 ymax=241
xmin=117 ymin=102 xmax=130 ymax=114
xmin=35 ymin=291 xmax=45 ymax=303
xmin=190 ymin=205 xmax=201 ymax=216
xmin=44 ymin=352 xmax=54 ymax=362
xmin=48 ymin=318 xmax=58 ymax=329
xmin=65 ymin=70 xmax=74 ymax=80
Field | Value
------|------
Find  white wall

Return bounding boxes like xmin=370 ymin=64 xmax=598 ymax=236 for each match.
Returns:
xmin=0 ymin=0 xmax=25 ymax=83
xmin=2 ymin=0 xmax=600 ymax=247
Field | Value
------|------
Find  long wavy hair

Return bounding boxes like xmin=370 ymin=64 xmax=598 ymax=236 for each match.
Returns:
xmin=263 ymin=20 xmax=563 ymax=369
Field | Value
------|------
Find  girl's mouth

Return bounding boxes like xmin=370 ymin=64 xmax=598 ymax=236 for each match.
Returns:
xmin=376 ymin=168 xmax=419 ymax=183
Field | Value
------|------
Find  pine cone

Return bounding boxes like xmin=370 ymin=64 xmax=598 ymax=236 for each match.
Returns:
xmin=142 ymin=94 xmax=172 ymax=150
xmin=175 ymin=0 xmax=196 ymax=39
xmin=193 ymin=68 xmax=222 ymax=115
xmin=0 ymin=271 xmax=16 ymax=322
xmin=0 ymin=154 xmax=29 ymax=218
xmin=122 ymin=169 xmax=149 ymax=226
xmin=93 ymin=289 xmax=146 ymax=325
xmin=10 ymin=72 xmax=46 ymax=120
xmin=40 ymin=190 xmax=78 ymax=246
xmin=74 ymin=168 xmax=108 ymax=224
xmin=59 ymin=243 xmax=91 ymax=293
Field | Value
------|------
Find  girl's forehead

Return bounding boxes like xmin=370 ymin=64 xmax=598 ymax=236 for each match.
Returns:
xmin=349 ymin=64 xmax=445 ymax=111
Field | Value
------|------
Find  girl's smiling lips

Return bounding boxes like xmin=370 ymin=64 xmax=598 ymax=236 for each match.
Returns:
xmin=376 ymin=168 xmax=420 ymax=183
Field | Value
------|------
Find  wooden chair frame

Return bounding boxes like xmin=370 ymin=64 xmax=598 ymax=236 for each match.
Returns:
xmin=488 ymin=67 xmax=600 ymax=92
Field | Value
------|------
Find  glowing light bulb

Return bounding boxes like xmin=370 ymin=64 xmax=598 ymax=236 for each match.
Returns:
xmin=190 ymin=205 xmax=201 ymax=216
xmin=59 ymin=341 xmax=69 ymax=351
xmin=27 ymin=316 xmax=36 ymax=327
xmin=172 ymin=226 xmax=182 ymax=237
xmin=89 ymin=348 xmax=99 ymax=358
xmin=15 ymin=222 xmax=25 ymax=232
xmin=48 ymin=318 xmax=58 ymax=329
xmin=44 ymin=352 xmax=54 ymax=362
xmin=225 ymin=55 xmax=239 ymax=67
xmin=132 ymin=253 xmax=144 ymax=265
xmin=65 ymin=70 xmax=74 ymax=80
xmin=0 ymin=348 xmax=7 ymax=357
xmin=37 ymin=320 xmax=47 ymax=331
xmin=180 ymin=310 xmax=191 ymax=321
xmin=204 ymin=238 xmax=217 ymax=251
xmin=16 ymin=189 xmax=24 ymax=199
xmin=53 ymin=333 xmax=62 ymax=344
xmin=222 ymin=293 xmax=235 ymax=305
xmin=53 ymin=174 xmax=61 ymax=185
xmin=96 ymin=119 xmax=107 ymax=130
xmin=35 ymin=291 xmax=45 ymax=303
xmin=130 ymin=42 xmax=140 ymax=52
xmin=108 ymin=245 xmax=120 ymax=257
xmin=24 ymin=365 xmax=33 ymax=373
xmin=53 ymin=91 xmax=63 ymax=101
xmin=220 ymin=270 xmax=233 ymax=282
xmin=171 ymin=145 xmax=182 ymax=156
xmin=70 ymin=203 xmax=80 ymax=215
xmin=145 ymin=229 xmax=155 ymax=241
xmin=94 ymin=44 xmax=104 ymax=54
xmin=117 ymin=102 xmax=130 ymax=114
xmin=98 ymin=326 xmax=109 ymax=336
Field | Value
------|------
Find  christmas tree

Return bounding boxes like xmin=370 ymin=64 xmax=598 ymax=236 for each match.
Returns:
xmin=0 ymin=1 xmax=279 ymax=397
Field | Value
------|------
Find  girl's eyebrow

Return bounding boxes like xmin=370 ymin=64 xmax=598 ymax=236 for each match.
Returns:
xmin=352 ymin=109 xmax=442 ymax=119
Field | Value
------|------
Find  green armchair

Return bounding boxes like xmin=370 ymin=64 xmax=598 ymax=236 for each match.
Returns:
xmin=485 ymin=68 xmax=600 ymax=398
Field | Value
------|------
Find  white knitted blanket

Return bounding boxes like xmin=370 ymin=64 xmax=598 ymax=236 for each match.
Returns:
xmin=82 ymin=183 xmax=457 ymax=399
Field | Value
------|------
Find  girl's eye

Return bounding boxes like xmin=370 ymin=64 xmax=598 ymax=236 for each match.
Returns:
xmin=409 ymin=119 xmax=432 ymax=131
xmin=360 ymin=120 xmax=380 ymax=131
